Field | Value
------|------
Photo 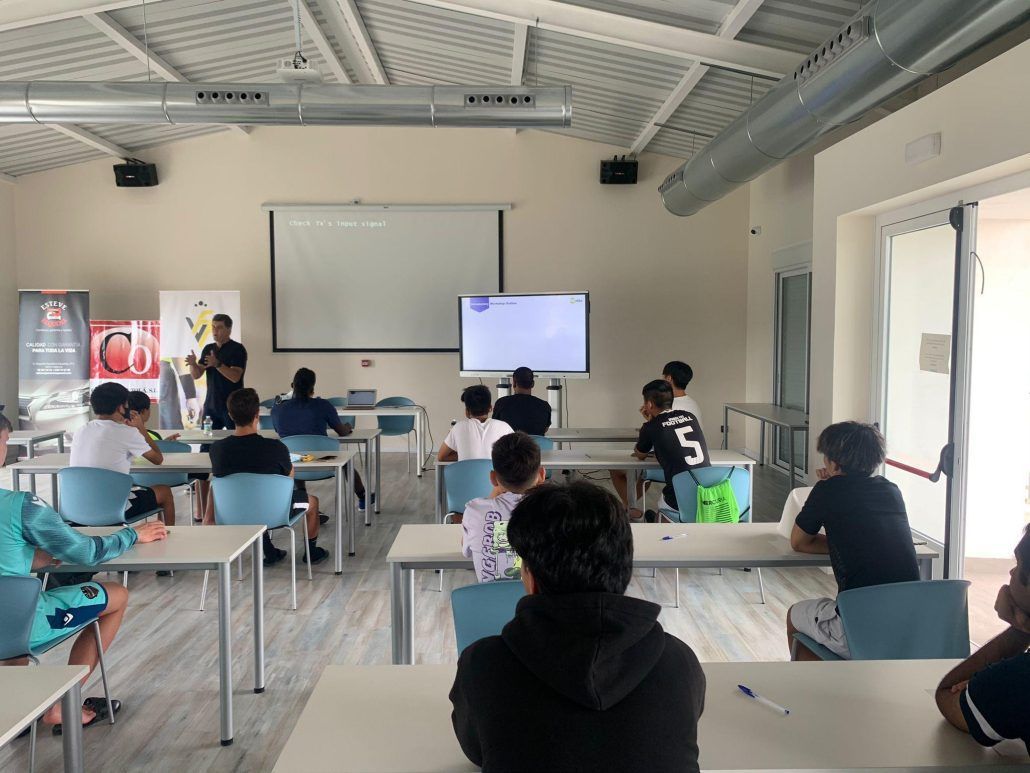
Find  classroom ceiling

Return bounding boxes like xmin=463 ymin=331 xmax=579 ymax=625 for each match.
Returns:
xmin=0 ymin=0 xmax=866 ymax=181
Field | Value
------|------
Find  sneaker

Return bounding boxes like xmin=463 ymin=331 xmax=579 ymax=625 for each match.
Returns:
xmin=301 ymin=546 xmax=329 ymax=565
xmin=263 ymin=547 xmax=287 ymax=567
xmin=357 ymin=493 xmax=376 ymax=512
xmin=318 ymin=512 xmax=330 ymax=525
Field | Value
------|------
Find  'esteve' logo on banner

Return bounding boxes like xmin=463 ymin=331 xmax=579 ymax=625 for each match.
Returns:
xmin=40 ymin=300 xmax=68 ymax=329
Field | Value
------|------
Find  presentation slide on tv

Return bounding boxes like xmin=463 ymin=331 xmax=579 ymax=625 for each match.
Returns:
xmin=460 ymin=294 xmax=588 ymax=373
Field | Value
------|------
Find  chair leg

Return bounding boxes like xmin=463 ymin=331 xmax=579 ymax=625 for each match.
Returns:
xmin=28 ymin=718 xmax=37 ymax=773
xmin=406 ymin=433 xmax=411 ymax=474
xmin=674 ymin=568 xmax=680 ymax=609
xmin=757 ymin=567 xmax=766 ymax=605
xmin=41 ymin=572 xmax=49 ymax=591
xmin=302 ymin=517 xmax=312 ymax=581
xmin=91 ymin=621 xmax=115 ymax=725
xmin=199 ymin=570 xmax=209 ymax=612
xmin=790 ymin=637 xmax=799 ymax=661
xmin=237 ymin=556 xmax=243 ymax=581
xmin=289 ymin=528 xmax=298 ymax=611
xmin=122 ymin=571 xmax=128 ymax=587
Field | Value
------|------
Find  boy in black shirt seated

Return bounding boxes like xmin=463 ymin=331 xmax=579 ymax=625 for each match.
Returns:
xmin=788 ymin=421 xmax=919 ymax=660
xmin=936 ymin=526 xmax=1030 ymax=755
xmin=491 ymin=367 xmax=552 ymax=436
xmin=629 ymin=379 xmax=710 ymax=522
xmin=209 ymin=388 xmax=328 ymax=566
xmin=450 ymin=482 xmax=706 ymax=773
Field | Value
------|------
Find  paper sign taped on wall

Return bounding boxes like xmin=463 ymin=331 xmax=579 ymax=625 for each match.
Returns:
xmin=919 ymin=333 xmax=951 ymax=374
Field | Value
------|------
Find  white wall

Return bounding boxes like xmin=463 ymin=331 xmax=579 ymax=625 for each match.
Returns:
xmin=809 ymin=37 xmax=1030 ymax=475
xmin=0 ymin=183 xmax=16 ymax=421
xmin=10 ymin=127 xmax=749 ymax=447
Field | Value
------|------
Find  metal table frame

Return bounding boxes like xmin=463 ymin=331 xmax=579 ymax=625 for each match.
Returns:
xmin=7 ymin=430 xmax=65 ymax=495
xmin=0 ymin=666 xmax=86 ymax=773
xmin=721 ymin=402 xmax=809 ymax=489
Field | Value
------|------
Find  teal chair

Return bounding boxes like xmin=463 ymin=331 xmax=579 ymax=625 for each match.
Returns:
xmin=528 ymin=435 xmax=554 ymax=480
xmin=259 ymin=398 xmax=278 ymax=409
xmin=792 ymin=579 xmax=971 ymax=661
xmin=376 ymin=396 xmax=417 ymax=473
xmin=258 ymin=415 xmax=275 ymax=430
xmin=327 ymin=397 xmax=357 ymax=430
xmin=451 ymin=581 xmax=525 ymax=654
xmin=0 ymin=575 xmax=115 ymax=770
xmin=444 ymin=459 xmax=494 ymax=520
xmin=58 ymin=467 xmax=162 ymax=526
xmin=132 ymin=440 xmax=194 ymax=519
xmin=202 ymin=473 xmax=310 ymax=611
xmin=280 ymin=435 xmax=338 ymax=483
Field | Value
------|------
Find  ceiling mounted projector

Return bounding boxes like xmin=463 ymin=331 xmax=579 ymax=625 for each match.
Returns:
xmin=277 ymin=58 xmax=323 ymax=84
xmin=0 ymin=82 xmax=572 ymax=128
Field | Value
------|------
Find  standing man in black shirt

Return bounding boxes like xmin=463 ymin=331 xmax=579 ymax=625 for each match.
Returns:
xmin=631 ymin=380 xmax=710 ymax=522
xmin=491 ymin=367 xmax=552 ymax=437
xmin=788 ymin=421 xmax=920 ymax=660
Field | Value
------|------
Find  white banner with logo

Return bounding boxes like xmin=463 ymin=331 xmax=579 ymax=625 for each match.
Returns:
xmin=158 ymin=291 xmax=241 ymax=430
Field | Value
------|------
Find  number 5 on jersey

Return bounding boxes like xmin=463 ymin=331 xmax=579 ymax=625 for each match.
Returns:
xmin=675 ymin=425 xmax=705 ymax=466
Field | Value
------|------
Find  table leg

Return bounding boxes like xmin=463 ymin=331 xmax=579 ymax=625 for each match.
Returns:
xmin=12 ymin=470 xmax=20 ymax=492
xmin=365 ymin=439 xmax=373 ymax=527
xmin=415 ymin=410 xmax=424 ymax=478
xmin=335 ymin=466 xmax=344 ymax=572
xmin=348 ymin=459 xmax=356 ymax=556
xmin=217 ymin=562 xmax=234 ymax=746
xmin=390 ymin=562 xmax=403 ymax=664
xmin=27 ymin=441 xmax=37 ymax=495
xmin=375 ymin=434 xmax=381 ymax=515
xmin=759 ymin=421 xmax=766 ymax=466
xmin=722 ymin=406 xmax=729 ymax=450
xmin=58 ymin=435 xmax=65 ymax=453
xmin=62 ymin=680 xmax=84 ymax=773
xmin=435 ymin=465 xmax=445 ymax=523
xmin=918 ymin=556 xmax=933 ymax=581
xmin=402 ymin=566 xmax=414 ymax=664
xmin=789 ymin=429 xmax=797 ymax=490
xmin=252 ymin=538 xmax=265 ymax=694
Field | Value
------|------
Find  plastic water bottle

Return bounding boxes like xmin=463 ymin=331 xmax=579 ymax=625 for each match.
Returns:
xmin=203 ymin=417 xmax=213 ymax=436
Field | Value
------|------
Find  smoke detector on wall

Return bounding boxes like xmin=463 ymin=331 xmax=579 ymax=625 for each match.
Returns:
xmin=276 ymin=58 xmax=323 ymax=84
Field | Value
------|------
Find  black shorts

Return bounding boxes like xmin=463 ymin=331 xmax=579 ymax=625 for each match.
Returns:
xmin=292 ymin=488 xmax=309 ymax=509
xmin=126 ymin=486 xmax=160 ymax=520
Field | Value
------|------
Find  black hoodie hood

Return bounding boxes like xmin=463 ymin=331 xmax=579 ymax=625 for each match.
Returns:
xmin=501 ymin=592 xmax=666 ymax=711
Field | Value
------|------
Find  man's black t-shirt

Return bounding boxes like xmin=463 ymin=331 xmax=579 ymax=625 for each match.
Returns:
xmin=200 ymin=339 xmax=247 ymax=417
xmin=960 ymin=650 xmax=1030 ymax=755
xmin=492 ymin=393 xmax=552 ymax=436
xmin=795 ymin=475 xmax=920 ymax=593
xmin=209 ymin=434 xmax=291 ymax=478
xmin=635 ymin=409 xmax=710 ymax=509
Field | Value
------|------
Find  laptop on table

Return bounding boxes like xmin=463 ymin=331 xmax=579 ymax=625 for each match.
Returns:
xmin=346 ymin=389 xmax=377 ymax=409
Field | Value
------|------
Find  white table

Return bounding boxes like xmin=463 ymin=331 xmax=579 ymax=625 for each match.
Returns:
xmin=435 ymin=449 xmax=756 ymax=522
xmin=175 ymin=427 xmax=383 ymax=518
xmin=386 ymin=523 xmax=939 ymax=665
xmin=273 ymin=660 xmax=1028 ymax=772
xmin=543 ymin=427 xmax=639 ymax=446
xmin=722 ymin=402 xmax=810 ymax=489
xmin=50 ymin=525 xmax=264 ymax=747
xmin=0 ymin=666 xmax=87 ymax=773
xmin=261 ymin=404 xmax=428 ymax=477
xmin=7 ymin=449 xmax=359 ymax=571
xmin=7 ymin=429 xmax=65 ymax=495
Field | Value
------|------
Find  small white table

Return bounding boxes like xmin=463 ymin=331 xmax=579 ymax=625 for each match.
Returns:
xmin=0 ymin=666 xmax=87 ymax=773
xmin=261 ymin=404 xmax=428 ymax=477
xmin=7 ymin=449 xmax=359 ymax=570
xmin=273 ymin=661 xmax=1029 ymax=772
xmin=386 ymin=522 xmax=940 ymax=664
xmin=7 ymin=429 xmax=66 ymax=495
xmin=175 ymin=427 xmax=383 ymax=518
xmin=435 ymin=448 xmax=756 ymax=522
xmin=50 ymin=525 xmax=265 ymax=747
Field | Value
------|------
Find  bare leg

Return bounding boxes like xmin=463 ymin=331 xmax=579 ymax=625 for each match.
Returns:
xmin=153 ymin=485 xmax=175 ymax=527
xmin=611 ymin=469 xmax=629 ymax=506
xmin=786 ymin=604 xmax=820 ymax=662
xmin=42 ymin=583 xmax=129 ymax=725
xmin=305 ymin=494 xmax=320 ymax=539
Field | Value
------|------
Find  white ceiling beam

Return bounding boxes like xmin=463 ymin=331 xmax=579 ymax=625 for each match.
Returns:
xmin=0 ymin=1 xmax=157 ymax=33
xmin=49 ymin=124 xmax=129 ymax=158
xmin=630 ymin=0 xmax=767 ymax=156
xmin=295 ymin=0 xmax=353 ymax=84
xmin=399 ymin=0 xmax=798 ymax=78
xmin=332 ymin=0 xmax=389 ymax=85
xmin=0 ymin=171 xmax=16 ymax=184
xmin=83 ymin=12 xmax=250 ymax=136
xmin=510 ymin=23 xmax=529 ymax=85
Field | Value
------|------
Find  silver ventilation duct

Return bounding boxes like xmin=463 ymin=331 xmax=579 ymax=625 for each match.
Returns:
xmin=660 ymin=0 xmax=1030 ymax=216
xmin=0 ymin=83 xmax=572 ymax=128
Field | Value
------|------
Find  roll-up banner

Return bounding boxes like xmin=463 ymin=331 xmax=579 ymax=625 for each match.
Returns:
xmin=158 ymin=291 xmax=241 ymax=430
xmin=89 ymin=320 xmax=161 ymax=402
xmin=18 ymin=290 xmax=90 ymax=432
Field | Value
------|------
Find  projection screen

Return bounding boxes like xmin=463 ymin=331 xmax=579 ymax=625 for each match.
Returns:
xmin=267 ymin=204 xmax=506 ymax=351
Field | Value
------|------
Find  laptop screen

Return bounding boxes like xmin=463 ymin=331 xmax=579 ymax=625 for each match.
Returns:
xmin=347 ymin=389 xmax=376 ymax=407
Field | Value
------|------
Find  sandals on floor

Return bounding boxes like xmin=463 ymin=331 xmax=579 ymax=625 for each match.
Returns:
xmin=51 ymin=697 xmax=121 ymax=735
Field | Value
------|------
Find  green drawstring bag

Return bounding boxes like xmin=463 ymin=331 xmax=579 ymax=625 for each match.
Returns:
xmin=690 ymin=467 xmax=744 ymax=524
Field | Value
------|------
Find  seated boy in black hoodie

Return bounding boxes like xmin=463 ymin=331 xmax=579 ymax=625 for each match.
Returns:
xmin=449 ymin=481 xmax=706 ymax=772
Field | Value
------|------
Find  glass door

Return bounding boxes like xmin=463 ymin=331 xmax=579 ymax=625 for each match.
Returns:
xmin=774 ymin=268 xmax=811 ymax=474
xmin=876 ymin=206 xmax=976 ymax=578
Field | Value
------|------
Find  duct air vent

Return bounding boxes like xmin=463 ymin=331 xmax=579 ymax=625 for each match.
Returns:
xmin=465 ymin=94 xmax=535 ymax=107
xmin=195 ymin=90 xmax=269 ymax=105
xmin=795 ymin=16 xmax=871 ymax=85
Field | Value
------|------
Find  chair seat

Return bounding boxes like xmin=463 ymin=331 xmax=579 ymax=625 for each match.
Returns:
xmin=793 ymin=632 xmax=844 ymax=661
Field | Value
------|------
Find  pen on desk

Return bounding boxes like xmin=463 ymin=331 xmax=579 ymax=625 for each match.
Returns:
xmin=661 ymin=533 xmax=688 ymax=542
xmin=737 ymin=684 xmax=790 ymax=715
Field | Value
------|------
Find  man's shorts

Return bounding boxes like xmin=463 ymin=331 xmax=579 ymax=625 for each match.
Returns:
xmin=125 ymin=486 xmax=160 ymax=520
xmin=790 ymin=597 xmax=851 ymax=658
xmin=31 ymin=582 xmax=109 ymax=651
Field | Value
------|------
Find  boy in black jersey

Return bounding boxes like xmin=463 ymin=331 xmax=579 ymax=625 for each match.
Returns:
xmin=629 ymin=380 xmax=710 ymax=522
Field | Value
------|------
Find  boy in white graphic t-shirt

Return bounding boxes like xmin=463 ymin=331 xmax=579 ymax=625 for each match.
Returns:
xmin=438 ymin=384 xmax=514 ymax=462
xmin=462 ymin=432 xmax=545 ymax=582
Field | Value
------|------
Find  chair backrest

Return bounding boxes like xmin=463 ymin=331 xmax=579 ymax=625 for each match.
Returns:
xmin=0 ymin=576 xmax=42 ymax=660
xmin=445 ymin=458 xmax=495 ymax=514
xmin=259 ymin=398 xmax=278 ymax=408
xmin=258 ymin=415 xmax=276 ymax=430
xmin=376 ymin=396 xmax=416 ymax=435
xmin=838 ymin=579 xmax=971 ymax=660
xmin=325 ymin=397 xmax=356 ymax=428
xmin=212 ymin=473 xmax=294 ymax=528
xmin=528 ymin=435 xmax=554 ymax=452
xmin=280 ymin=435 xmax=339 ymax=481
xmin=451 ymin=581 xmax=525 ymax=654
xmin=132 ymin=439 xmax=192 ymax=487
xmin=58 ymin=467 xmax=134 ymax=526
xmin=670 ymin=466 xmax=752 ymax=524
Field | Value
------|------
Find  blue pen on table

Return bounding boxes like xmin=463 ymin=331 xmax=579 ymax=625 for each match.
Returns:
xmin=661 ymin=533 xmax=688 ymax=542
xmin=738 ymin=684 xmax=790 ymax=716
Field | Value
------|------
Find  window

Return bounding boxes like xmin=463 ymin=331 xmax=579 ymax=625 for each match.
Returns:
xmin=774 ymin=267 xmax=811 ymax=473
